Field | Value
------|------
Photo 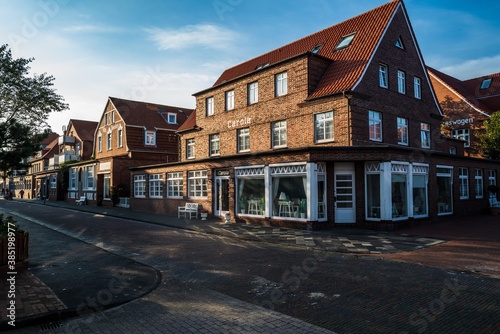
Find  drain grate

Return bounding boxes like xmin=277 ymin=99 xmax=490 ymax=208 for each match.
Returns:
xmin=40 ymin=321 xmax=64 ymax=332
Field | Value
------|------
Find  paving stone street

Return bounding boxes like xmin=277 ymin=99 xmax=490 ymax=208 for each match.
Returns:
xmin=1 ymin=199 xmax=499 ymax=333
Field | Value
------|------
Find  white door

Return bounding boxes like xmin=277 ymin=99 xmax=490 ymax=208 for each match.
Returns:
xmin=334 ymin=163 xmax=356 ymax=223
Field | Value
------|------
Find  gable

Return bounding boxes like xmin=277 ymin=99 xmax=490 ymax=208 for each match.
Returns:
xmin=351 ymin=3 xmax=442 ymax=115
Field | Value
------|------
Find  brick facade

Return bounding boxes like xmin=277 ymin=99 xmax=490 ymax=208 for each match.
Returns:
xmin=129 ymin=1 xmax=500 ymax=230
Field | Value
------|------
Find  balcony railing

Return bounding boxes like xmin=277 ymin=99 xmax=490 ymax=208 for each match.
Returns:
xmin=48 ymin=153 xmax=80 ymax=169
xmin=58 ymin=135 xmax=75 ymax=145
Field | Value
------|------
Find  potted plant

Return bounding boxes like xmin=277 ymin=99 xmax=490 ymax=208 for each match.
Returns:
xmin=239 ymin=196 xmax=246 ymax=214
xmin=299 ymin=199 xmax=307 ymax=218
xmin=200 ymin=208 xmax=208 ymax=220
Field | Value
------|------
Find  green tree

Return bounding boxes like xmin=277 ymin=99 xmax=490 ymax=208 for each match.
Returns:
xmin=480 ymin=111 xmax=500 ymax=160
xmin=0 ymin=44 xmax=68 ymax=180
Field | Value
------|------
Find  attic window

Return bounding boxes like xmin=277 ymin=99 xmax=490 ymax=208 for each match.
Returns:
xmin=167 ymin=113 xmax=177 ymax=124
xmin=481 ymin=78 xmax=492 ymax=89
xmin=395 ymin=37 xmax=405 ymax=49
xmin=255 ymin=62 xmax=270 ymax=70
xmin=312 ymin=44 xmax=323 ymax=54
xmin=335 ymin=33 xmax=356 ymax=50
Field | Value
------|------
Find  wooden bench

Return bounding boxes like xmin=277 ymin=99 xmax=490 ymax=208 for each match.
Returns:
xmin=178 ymin=202 xmax=199 ymax=219
xmin=76 ymin=196 xmax=87 ymax=205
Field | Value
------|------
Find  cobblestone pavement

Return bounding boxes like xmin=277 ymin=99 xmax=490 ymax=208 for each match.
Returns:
xmin=40 ymin=199 xmax=445 ymax=254
xmin=1 ymin=199 xmax=499 ymax=333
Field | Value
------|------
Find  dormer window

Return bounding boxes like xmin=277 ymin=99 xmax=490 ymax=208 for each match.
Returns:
xmin=167 ymin=113 xmax=177 ymax=124
xmin=481 ymin=78 xmax=492 ymax=89
xmin=335 ymin=33 xmax=356 ymax=50
xmin=312 ymin=44 xmax=323 ymax=54
xmin=145 ymin=131 xmax=156 ymax=146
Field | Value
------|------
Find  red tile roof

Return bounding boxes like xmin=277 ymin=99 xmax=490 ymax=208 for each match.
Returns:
xmin=462 ymin=72 xmax=500 ymax=112
xmin=67 ymin=119 xmax=98 ymax=142
xmin=212 ymin=0 xmax=400 ymax=100
xmin=108 ymin=97 xmax=194 ymax=131
xmin=428 ymin=67 xmax=497 ymax=115
xmin=176 ymin=111 xmax=197 ymax=133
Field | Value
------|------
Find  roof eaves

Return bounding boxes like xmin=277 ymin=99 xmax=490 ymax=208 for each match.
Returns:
xmin=192 ymin=52 xmax=311 ymax=96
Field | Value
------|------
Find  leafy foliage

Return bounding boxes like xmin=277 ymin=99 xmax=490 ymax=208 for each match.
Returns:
xmin=480 ymin=111 xmax=500 ymax=160
xmin=0 ymin=44 xmax=68 ymax=175
xmin=0 ymin=213 xmax=23 ymax=237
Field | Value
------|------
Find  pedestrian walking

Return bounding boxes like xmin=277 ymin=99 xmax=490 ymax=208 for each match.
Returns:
xmin=20 ymin=189 xmax=25 ymax=199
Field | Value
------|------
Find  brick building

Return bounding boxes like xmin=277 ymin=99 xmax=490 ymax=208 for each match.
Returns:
xmin=67 ymin=97 xmax=193 ymax=206
xmin=428 ymin=67 xmax=500 ymax=157
xmin=130 ymin=0 xmax=499 ymax=229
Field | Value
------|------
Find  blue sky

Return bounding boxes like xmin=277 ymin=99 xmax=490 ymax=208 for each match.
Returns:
xmin=1 ymin=0 xmax=499 ymax=133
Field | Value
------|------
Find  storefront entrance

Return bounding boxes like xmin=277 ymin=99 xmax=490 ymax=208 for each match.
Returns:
xmin=334 ymin=163 xmax=356 ymax=223
xmin=214 ymin=170 xmax=230 ymax=217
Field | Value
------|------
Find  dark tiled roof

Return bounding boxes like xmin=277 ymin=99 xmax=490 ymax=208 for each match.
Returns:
xmin=108 ymin=97 xmax=194 ymax=131
xmin=68 ymin=119 xmax=98 ymax=141
xmin=212 ymin=0 xmax=400 ymax=99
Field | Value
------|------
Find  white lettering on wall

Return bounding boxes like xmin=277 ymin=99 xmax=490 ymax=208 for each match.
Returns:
xmin=442 ymin=117 xmax=474 ymax=127
xmin=227 ymin=117 xmax=251 ymax=129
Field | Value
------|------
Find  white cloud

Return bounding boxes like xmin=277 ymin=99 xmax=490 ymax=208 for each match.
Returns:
xmin=62 ymin=25 xmax=123 ymax=33
xmin=145 ymin=24 xmax=238 ymax=50
xmin=439 ymin=54 xmax=500 ymax=80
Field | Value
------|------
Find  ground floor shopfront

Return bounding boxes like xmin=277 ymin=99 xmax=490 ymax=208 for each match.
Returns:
xmin=129 ymin=148 xmax=500 ymax=230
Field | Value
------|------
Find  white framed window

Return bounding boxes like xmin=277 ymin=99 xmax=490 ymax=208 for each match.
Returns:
xmin=167 ymin=113 xmax=177 ymax=124
xmin=167 ymin=172 xmax=183 ymax=198
xmin=437 ymin=166 xmax=453 ymax=215
xmin=97 ymin=134 xmax=102 ymax=153
xmin=107 ymin=131 xmax=112 ymax=150
xmin=450 ymin=129 xmax=470 ymax=147
xmin=414 ymin=77 xmax=421 ymax=99
xmin=421 ymin=123 xmax=430 ymax=148
xmin=475 ymin=169 xmax=483 ymax=199
xmin=459 ymin=167 xmax=469 ymax=199
xmin=272 ymin=120 xmax=287 ymax=148
xmin=225 ymin=90 xmax=234 ymax=111
xmin=188 ymin=170 xmax=208 ymax=198
xmin=117 ymin=128 xmax=123 ymax=148
xmin=397 ymin=117 xmax=408 ymax=145
xmin=134 ymin=175 xmax=146 ymax=198
xmin=369 ymin=111 xmax=382 ymax=141
xmin=315 ymin=111 xmax=334 ymax=142
xmin=103 ymin=173 xmax=111 ymax=199
xmin=248 ymin=81 xmax=258 ymax=105
xmin=275 ymin=72 xmax=288 ymax=97
xmin=206 ymin=96 xmax=214 ymax=116
xmin=238 ymin=128 xmax=250 ymax=152
xmin=379 ymin=64 xmax=388 ymax=88
xmin=336 ymin=33 xmax=355 ymax=50
xmin=398 ymin=70 xmax=406 ymax=94
xmin=69 ymin=168 xmax=77 ymax=189
xmin=84 ymin=165 xmax=95 ymax=190
xmin=149 ymin=174 xmax=164 ymax=198
xmin=145 ymin=131 xmax=156 ymax=146
xmin=489 ymin=170 xmax=497 ymax=198
xmin=186 ymin=138 xmax=195 ymax=159
xmin=210 ymin=134 xmax=220 ymax=156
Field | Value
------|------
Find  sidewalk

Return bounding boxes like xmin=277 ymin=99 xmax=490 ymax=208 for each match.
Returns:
xmin=38 ymin=198 xmax=445 ymax=254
